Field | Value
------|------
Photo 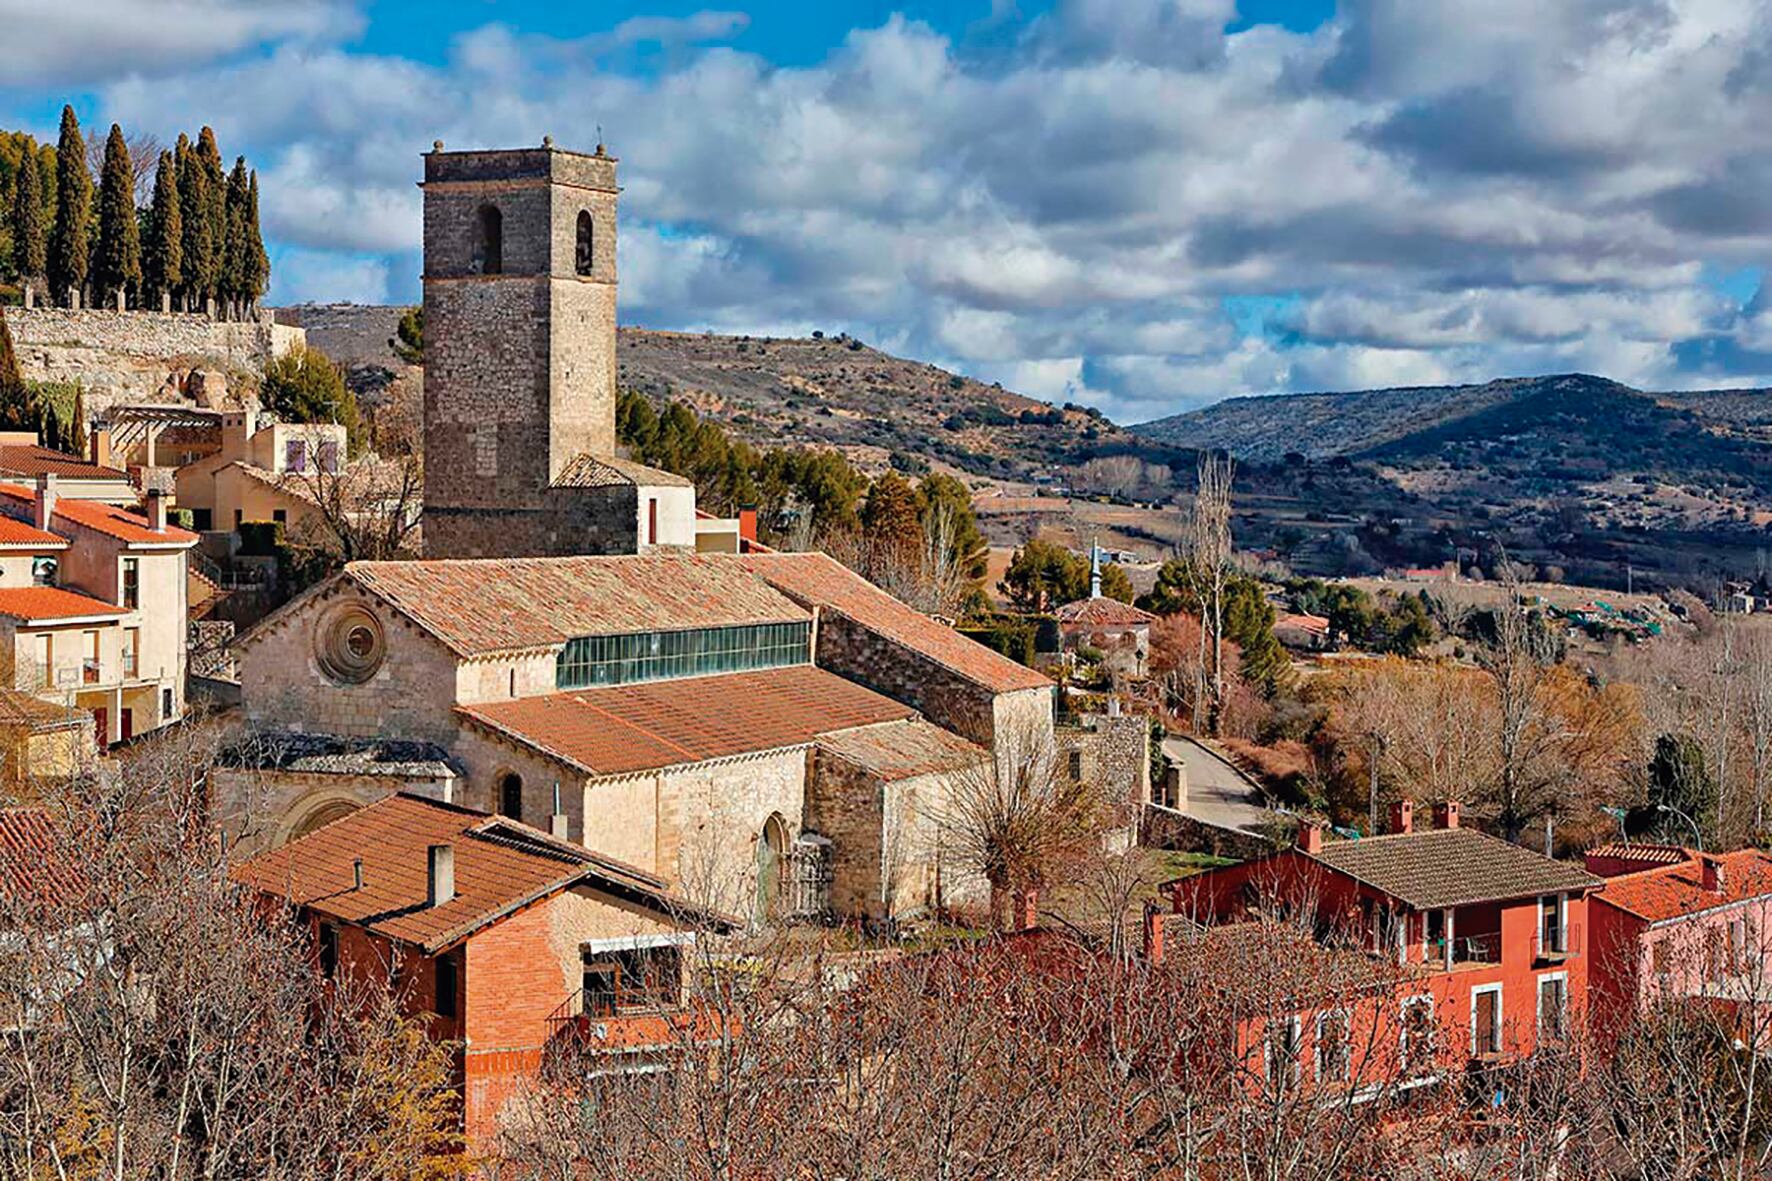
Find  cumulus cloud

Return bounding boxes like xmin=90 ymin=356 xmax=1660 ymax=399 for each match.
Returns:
xmin=30 ymin=0 xmax=1772 ymax=420
xmin=0 ymin=0 xmax=360 ymax=88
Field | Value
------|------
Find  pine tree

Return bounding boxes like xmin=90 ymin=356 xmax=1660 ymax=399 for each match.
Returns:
xmin=91 ymin=124 xmax=141 ymax=309
xmin=221 ymin=157 xmax=250 ymax=320
xmin=143 ymin=150 xmax=181 ymax=308
xmin=10 ymin=143 xmax=46 ymax=296
xmin=243 ymin=169 xmax=268 ymax=312
xmin=175 ymin=135 xmax=212 ymax=312
xmin=46 ymin=106 xmax=90 ymax=307
xmin=196 ymin=127 xmax=225 ymax=313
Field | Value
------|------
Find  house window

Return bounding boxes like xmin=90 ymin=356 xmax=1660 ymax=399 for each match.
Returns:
xmin=1264 ymin=1016 xmax=1302 ymax=1089
xmin=582 ymin=945 xmax=681 ymax=1015
xmin=576 ymin=211 xmax=594 ymax=276
xmin=191 ymin=508 xmax=212 ymax=531
xmin=435 ymin=955 xmax=458 ymax=1018
xmin=318 ymin=923 xmax=338 ymax=978
xmin=234 ymin=509 xmax=243 ymax=528
xmin=498 ymin=773 xmax=523 ymax=822
xmin=30 ymin=556 xmax=56 ymax=586
xmin=318 ymin=441 xmax=339 ymax=473
xmin=1472 ymin=984 xmax=1502 ymax=1057
xmin=162 ymin=687 xmax=173 ymax=717
xmin=1400 ymin=996 xmax=1435 ymax=1075
xmin=272 ymin=509 xmax=287 ymax=525
xmin=1537 ymin=974 xmax=1567 ymax=1043
xmin=474 ymin=205 xmax=503 ymax=275
xmin=1316 ymin=1010 xmax=1349 ymax=1082
xmin=1652 ymin=939 xmax=1670 ymax=977
xmin=122 ymin=627 xmax=138 ymax=678
xmin=285 ymin=439 xmax=307 ymax=473
xmin=647 ymin=497 xmax=658 ymax=546
xmin=1539 ymin=894 xmax=1565 ymax=956
xmin=1068 ymin=749 xmax=1084 ymax=781
xmin=556 ymin=622 xmax=812 ymax=689
xmin=121 ymin=557 xmax=139 ymax=609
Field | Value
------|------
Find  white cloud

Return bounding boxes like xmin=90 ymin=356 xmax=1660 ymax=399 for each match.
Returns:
xmin=47 ymin=0 xmax=1772 ymax=416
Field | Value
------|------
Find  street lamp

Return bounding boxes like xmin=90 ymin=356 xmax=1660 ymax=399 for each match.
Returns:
xmin=1657 ymin=803 xmax=1703 ymax=852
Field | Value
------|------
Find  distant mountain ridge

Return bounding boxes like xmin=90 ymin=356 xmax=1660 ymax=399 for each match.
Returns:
xmin=1132 ymin=373 xmax=1772 ymax=463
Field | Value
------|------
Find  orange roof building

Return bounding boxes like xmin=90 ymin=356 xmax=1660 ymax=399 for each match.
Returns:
xmin=223 ymin=550 xmax=1058 ymax=927
xmin=235 ymin=793 xmax=732 ymax=1146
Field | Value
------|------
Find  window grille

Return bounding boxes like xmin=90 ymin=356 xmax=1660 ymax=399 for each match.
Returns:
xmin=556 ymin=621 xmax=811 ymax=689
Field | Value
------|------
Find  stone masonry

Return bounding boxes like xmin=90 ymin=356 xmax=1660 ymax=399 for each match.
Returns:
xmin=422 ymin=143 xmax=625 ymax=558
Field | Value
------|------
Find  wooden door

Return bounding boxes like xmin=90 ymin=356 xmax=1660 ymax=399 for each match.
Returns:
xmin=91 ymin=707 xmax=107 ymax=753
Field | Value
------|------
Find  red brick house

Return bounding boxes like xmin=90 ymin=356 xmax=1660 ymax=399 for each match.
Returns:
xmin=1169 ymin=801 xmax=1599 ymax=1070
xmin=1585 ymin=844 xmax=1772 ymax=1042
xmin=234 ymin=793 xmax=733 ymax=1145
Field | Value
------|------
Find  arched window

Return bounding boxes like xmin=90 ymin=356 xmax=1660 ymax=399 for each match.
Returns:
xmin=474 ymin=205 xmax=503 ymax=275
xmin=498 ymin=772 xmax=523 ymax=822
xmin=575 ymin=211 xmax=594 ymax=277
xmin=754 ymin=813 xmax=788 ymax=921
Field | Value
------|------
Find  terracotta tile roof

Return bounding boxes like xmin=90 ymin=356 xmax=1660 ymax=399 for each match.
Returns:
xmin=233 ymin=793 xmax=714 ymax=953
xmin=0 ymin=517 xmax=66 ymax=549
xmin=0 ymin=445 xmax=128 ymax=481
xmin=459 ymin=665 xmax=915 ymax=777
xmin=1054 ymin=596 xmax=1156 ymax=628
xmin=0 ymin=807 xmax=84 ymax=905
xmin=0 ymin=585 xmax=128 ymax=623
xmin=227 ymin=462 xmax=321 ymax=505
xmin=337 ymin=556 xmax=810 ymax=658
xmin=0 ymin=689 xmax=87 ymax=732
xmin=1276 ymin=612 xmax=1330 ymax=635
xmin=1595 ymin=849 xmax=1772 ymax=923
xmin=553 ymin=453 xmax=693 ymax=489
xmin=816 ymin=719 xmax=987 ymax=781
xmin=1312 ymin=826 xmax=1600 ymax=910
xmin=0 ymin=483 xmax=198 ymax=547
xmin=735 ymin=552 xmax=1052 ymax=694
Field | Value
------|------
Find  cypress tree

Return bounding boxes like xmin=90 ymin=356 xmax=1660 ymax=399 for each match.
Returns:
xmin=91 ymin=124 xmax=141 ymax=309
xmin=46 ymin=106 xmax=90 ymax=307
xmin=10 ymin=144 xmax=46 ymax=296
xmin=144 ymin=150 xmax=181 ymax=307
xmin=70 ymin=386 xmax=86 ymax=453
xmin=221 ymin=157 xmax=250 ymax=320
xmin=175 ymin=135 xmax=209 ymax=312
xmin=243 ymin=169 xmax=268 ymax=311
xmin=197 ymin=127 xmax=225 ymax=312
xmin=0 ymin=310 xmax=33 ymax=432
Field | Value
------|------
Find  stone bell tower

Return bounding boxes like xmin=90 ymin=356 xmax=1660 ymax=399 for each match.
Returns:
xmin=420 ymin=137 xmax=620 ymax=557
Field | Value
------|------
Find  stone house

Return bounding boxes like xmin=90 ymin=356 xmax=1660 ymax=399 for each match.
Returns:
xmin=232 ymin=792 xmax=731 ymax=1147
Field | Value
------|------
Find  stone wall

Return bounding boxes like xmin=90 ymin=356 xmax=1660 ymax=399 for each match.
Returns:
xmin=1140 ymin=803 xmax=1278 ymax=861
xmin=8 ymin=306 xmax=303 ymax=413
xmin=814 ymin=613 xmax=1001 ymax=744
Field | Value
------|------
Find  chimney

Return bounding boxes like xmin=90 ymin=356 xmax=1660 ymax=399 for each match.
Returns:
xmin=1388 ymin=799 xmax=1414 ymax=835
xmin=145 ymin=488 xmax=167 ymax=533
xmin=33 ymin=474 xmax=56 ymax=531
xmin=549 ymin=781 xmax=569 ymax=840
xmin=1432 ymin=800 xmax=1461 ymax=830
xmin=1297 ymin=820 xmax=1324 ymax=855
xmin=89 ymin=426 xmax=113 ymax=469
xmin=352 ymin=858 xmax=364 ymax=890
xmin=738 ymin=505 xmax=757 ymax=547
xmin=427 ymin=844 xmax=456 ymax=907
xmin=1013 ymin=886 xmax=1040 ymax=932
xmin=1142 ymin=903 xmax=1165 ymax=965
xmin=1702 ymin=854 xmax=1725 ymax=894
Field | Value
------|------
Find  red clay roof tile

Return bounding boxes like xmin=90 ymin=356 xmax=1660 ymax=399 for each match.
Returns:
xmin=0 ymin=585 xmax=128 ymax=622
xmin=459 ymin=665 xmax=915 ymax=777
xmin=0 ymin=483 xmax=197 ymax=547
xmin=1595 ymin=849 xmax=1772 ymax=923
xmin=735 ymin=552 xmax=1051 ymax=694
xmin=0 ymin=445 xmax=128 ymax=481
xmin=816 ymin=719 xmax=988 ymax=781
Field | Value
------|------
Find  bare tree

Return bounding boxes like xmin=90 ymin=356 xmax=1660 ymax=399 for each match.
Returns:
xmin=1185 ymin=453 xmax=1235 ymax=735
xmin=278 ymin=451 xmax=424 ymax=565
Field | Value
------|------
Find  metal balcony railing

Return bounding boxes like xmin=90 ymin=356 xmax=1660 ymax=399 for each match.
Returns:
xmin=1536 ymin=922 xmax=1581 ymax=960
xmin=1431 ymin=932 xmax=1503 ymax=965
xmin=81 ymin=658 xmax=100 ymax=685
xmin=122 ymin=653 xmax=138 ymax=679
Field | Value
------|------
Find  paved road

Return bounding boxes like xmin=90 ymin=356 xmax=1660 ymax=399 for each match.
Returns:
xmin=1163 ymin=735 xmax=1271 ymax=834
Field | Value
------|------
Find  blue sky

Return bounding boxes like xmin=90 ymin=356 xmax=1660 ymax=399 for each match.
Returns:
xmin=3 ymin=0 xmax=1771 ymax=422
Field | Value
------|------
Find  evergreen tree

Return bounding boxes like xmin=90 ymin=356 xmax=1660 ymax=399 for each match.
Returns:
xmin=91 ymin=124 xmax=141 ymax=309
xmin=9 ymin=144 xmax=46 ymax=294
xmin=70 ymin=386 xmax=86 ymax=453
xmin=143 ymin=149 xmax=181 ymax=306
xmin=0 ymin=310 xmax=34 ymax=432
xmin=46 ymin=106 xmax=90 ymax=307
xmin=243 ymin=169 xmax=268 ymax=311
xmin=197 ymin=128 xmax=226 ymax=310
xmin=389 ymin=306 xmax=424 ymax=365
xmin=176 ymin=135 xmax=213 ymax=312
xmin=221 ymin=157 xmax=250 ymax=319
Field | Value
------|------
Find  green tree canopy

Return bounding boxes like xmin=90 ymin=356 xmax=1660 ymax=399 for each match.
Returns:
xmin=916 ymin=471 xmax=988 ymax=585
xmin=176 ymin=134 xmax=215 ymax=310
xmin=1142 ymin=561 xmax=1287 ymax=694
xmin=260 ymin=345 xmax=362 ymax=453
xmin=46 ymin=106 xmax=89 ymax=306
xmin=221 ymin=156 xmax=251 ymax=315
xmin=862 ymin=470 xmax=923 ymax=569
xmin=243 ymin=169 xmax=268 ymax=307
xmin=91 ymin=123 xmax=141 ymax=307
xmin=1642 ymin=732 xmax=1718 ymax=843
xmin=9 ymin=140 xmax=46 ymax=287
xmin=390 ymin=306 xmax=423 ymax=365
xmin=143 ymin=149 xmax=181 ymax=301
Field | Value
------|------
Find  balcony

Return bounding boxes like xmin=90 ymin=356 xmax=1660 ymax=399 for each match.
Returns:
xmin=543 ymin=988 xmax=717 ymax=1061
xmin=1426 ymin=932 xmax=1503 ymax=966
xmin=81 ymin=658 xmax=100 ymax=686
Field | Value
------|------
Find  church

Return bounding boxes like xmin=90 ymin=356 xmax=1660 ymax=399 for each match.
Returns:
xmin=218 ymin=138 xmax=1070 ymax=925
